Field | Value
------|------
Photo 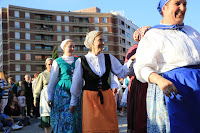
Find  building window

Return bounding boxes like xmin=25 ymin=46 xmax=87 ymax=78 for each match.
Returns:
xmin=94 ymin=17 xmax=99 ymax=23
xmin=25 ymin=33 xmax=30 ymax=40
xmin=65 ymin=26 xmax=69 ymax=32
xmin=65 ymin=35 xmax=70 ymax=39
xmin=83 ymin=47 xmax=89 ymax=51
xmin=104 ymin=46 xmax=108 ymax=51
xmin=57 ymin=16 xmax=61 ymax=22
xmin=35 ymin=55 xmax=42 ymax=60
xmin=36 ymin=66 xmax=43 ymax=71
xmin=15 ymin=53 xmax=20 ymax=60
xmin=15 ymin=75 xmax=21 ymax=82
xmin=14 ymin=11 xmax=19 ymax=18
xmin=15 ymin=64 xmax=20 ymax=71
xmin=15 ymin=32 xmax=20 ymax=39
xmin=26 ymin=44 xmax=31 ymax=50
xmin=35 ymin=35 xmax=42 ymax=40
xmin=15 ymin=22 xmax=20 ymax=28
xmin=26 ymin=54 xmax=31 ymax=61
xmin=15 ymin=43 xmax=20 ymax=50
xmin=35 ymin=45 xmax=42 ymax=50
xmin=104 ymin=36 xmax=108 ymax=42
xmin=26 ymin=65 xmax=31 ymax=71
xmin=94 ymin=27 xmax=99 ymax=31
xmin=57 ymin=35 xmax=62 ymax=41
xmin=57 ymin=46 xmax=62 ymax=51
xmin=25 ymin=12 xmax=30 ymax=19
xmin=44 ymin=46 xmax=51 ymax=50
xmin=64 ymin=16 xmax=69 ymax=22
xmin=25 ymin=23 xmax=30 ymax=29
xmin=103 ymin=17 xmax=107 ymax=23
xmin=57 ymin=26 xmax=61 ymax=32
xmin=103 ymin=27 xmax=108 ymax=32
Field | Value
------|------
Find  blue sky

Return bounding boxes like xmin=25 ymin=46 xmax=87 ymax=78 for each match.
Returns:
xmin=0 ymin=0 xmax=200 ymax=32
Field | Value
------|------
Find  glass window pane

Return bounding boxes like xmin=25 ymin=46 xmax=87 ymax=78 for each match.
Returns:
xmin=15 ymin=32 xmax=20 ymax=39
xmin=15 ymin=64 xmax=20 ymax=71
xmin=57 ymin=16 xmax=61 ymax=22
xmin=94 ymin=17 xmax=99 ymax=23
xmin=15 ymin=53 xmax=20 ymax=60
xmin=25 ymin=23 xmax=30 ymax=29
xmin=25 ymin=33 xmax=30 ymax=40
xmin=14 ymin=11 xmax=19 ymax=18
xmin=64 ymin=16 xmax=69 ymax=22
xmin=15 ymin=43 xmax=20 ymax=50
xmin=25 ymin=12 xmax=30 ymax=19
xmin=26 ymin=54 xmax=31 ymax=61
xmin=15 ymin=75 xmax=21 ymax=82
xmin=26 ymin=44 xmax=31 ymax=50
xmin=15 ymin=22 xmax=20 ymax=28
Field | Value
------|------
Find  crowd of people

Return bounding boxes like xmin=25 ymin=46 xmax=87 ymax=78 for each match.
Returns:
xmin=0 ymin=0 xmax=200 ymax=133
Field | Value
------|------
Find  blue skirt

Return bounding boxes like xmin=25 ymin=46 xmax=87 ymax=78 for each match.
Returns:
xmin=163 ymin=66 xmax=200 ymax=133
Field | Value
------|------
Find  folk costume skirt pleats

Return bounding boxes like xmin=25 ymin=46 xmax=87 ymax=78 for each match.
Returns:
xmin=82 ymin=89 xmax=118 ymax=133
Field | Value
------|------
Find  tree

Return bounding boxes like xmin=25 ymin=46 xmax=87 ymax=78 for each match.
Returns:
xmin=52 ymin=46 xmax=58 ymax=60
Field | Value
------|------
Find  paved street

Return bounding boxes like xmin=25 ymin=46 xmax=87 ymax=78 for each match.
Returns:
xmin=12 ymin=113 xmax=127 ymax=133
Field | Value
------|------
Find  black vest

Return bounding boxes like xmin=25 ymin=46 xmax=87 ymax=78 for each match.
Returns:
xmin=81 ymin=54 xmax=111 ymax=104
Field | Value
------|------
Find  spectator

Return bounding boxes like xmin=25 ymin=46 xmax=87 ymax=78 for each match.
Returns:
xmin=17 ymin=81 xmax=22 ymax=93
xmin=8 ymin=77 xmax=18 ymax=96
xmin=17 ymin=90 xmax=26 ymax=116
xmin=0 ymin=72 xmax=12 ymax=113
xmin=21 ymin=74 xmax=33 ymax=117
xmin=4 ymin=95 xmax=30 ymax=126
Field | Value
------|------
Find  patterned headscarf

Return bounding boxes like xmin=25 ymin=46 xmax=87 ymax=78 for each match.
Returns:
xmin=157 ymin=0 xmax=170 ymax=14
xmin=60 ymin=39 xmax=72 ymax=50
xmin=133 ymin=26 xmax=151 ymax=42
xmin=84 ymin=30 xmax=100 ymax=49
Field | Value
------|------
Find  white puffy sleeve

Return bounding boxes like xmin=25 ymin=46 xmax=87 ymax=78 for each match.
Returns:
xmin=133 ymin=31 xmax=160 ymax=83
xmin=109 ymin=54 xmax=134 ymax=78
xmin=47 ymin=60 xmax=59 ymax=101
xmin=70 ymin=58 xmax=83 ymax=106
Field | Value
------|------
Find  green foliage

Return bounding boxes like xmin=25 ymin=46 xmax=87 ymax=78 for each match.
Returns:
xmin=52 ymin=46 xmax=58 ymax=60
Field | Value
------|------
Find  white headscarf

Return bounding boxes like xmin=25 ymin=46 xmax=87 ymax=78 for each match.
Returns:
xmin=45 ymin=58 xmax=53 ymax=65
xmin=60 ymin=39 xmax=72 ymax=50
xmin=84 ymin=30 xmax=100 ymax=49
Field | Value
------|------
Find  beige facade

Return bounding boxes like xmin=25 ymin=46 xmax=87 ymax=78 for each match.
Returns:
xmin=0 ymin=5 xmax=138 ymax=81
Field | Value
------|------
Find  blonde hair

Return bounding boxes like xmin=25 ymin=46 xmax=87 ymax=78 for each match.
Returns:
xmin=63 ymin=39 xmax=73 ymax=51
xmin=0 ymin=72 xmax=6 ymax=81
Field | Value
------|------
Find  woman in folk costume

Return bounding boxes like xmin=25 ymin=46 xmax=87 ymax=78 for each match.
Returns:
xmin=70 ymin=30 xmax=135 ymax=133
xmin=134 ymin=0 xmax=200 ymax=132
xmin=47 ymin=39 xmax=82 ymax=133
xmin=126 ymin=26 xmax=150 ymax=133
xmin=33 ymin=58 xmax=53 ymax=133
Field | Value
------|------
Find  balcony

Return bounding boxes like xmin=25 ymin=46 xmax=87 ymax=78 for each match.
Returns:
xmin=34 ymin=14 xmax=53 ymax=21
xmin=73 ymin=17 xmax=89 ymax=23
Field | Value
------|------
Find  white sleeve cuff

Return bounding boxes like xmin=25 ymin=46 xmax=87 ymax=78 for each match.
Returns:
xmin=140 ymin=67 xmax=155 ymax=83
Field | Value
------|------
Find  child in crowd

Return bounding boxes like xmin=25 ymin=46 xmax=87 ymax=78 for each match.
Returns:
xmin=118 ymin=77 xmax=129 ymax=117
xmin=17 ymin=90 xmax=26 ymax=116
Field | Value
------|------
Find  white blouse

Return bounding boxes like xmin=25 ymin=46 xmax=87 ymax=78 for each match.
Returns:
xmin=47 ymin=55 xmax=74 ymax=101
xmin=134 ymin=25 xmax=200 ymax=83
xmin=70 ymin=52 xmax=134 ymax=106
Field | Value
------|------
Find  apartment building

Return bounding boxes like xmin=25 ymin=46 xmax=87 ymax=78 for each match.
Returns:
xmin=0 ymin=5 xmax=138 ymax=81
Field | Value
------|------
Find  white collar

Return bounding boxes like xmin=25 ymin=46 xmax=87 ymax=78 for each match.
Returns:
xmin=87 ymin=52 xmax=103 ymax=58
xmin=62 ymin=55 xmax=74 ymax=60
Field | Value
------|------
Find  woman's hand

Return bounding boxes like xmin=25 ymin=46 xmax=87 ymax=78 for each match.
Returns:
xmin=112 ymin=88 xmax=117 ymax=96
xmin=130 ymin=54 xmax=136 ymax=61
xmin=70 ymin=106 xmax=76 ymax=114
xmin=149 ymin=72 xmax=178 ymax=97
xmin=157 ymin=77 xmax=178 ymax=97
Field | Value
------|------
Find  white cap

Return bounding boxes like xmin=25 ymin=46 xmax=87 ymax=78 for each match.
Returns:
xmin=60 ymin=39 xmax=71 ymax=50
